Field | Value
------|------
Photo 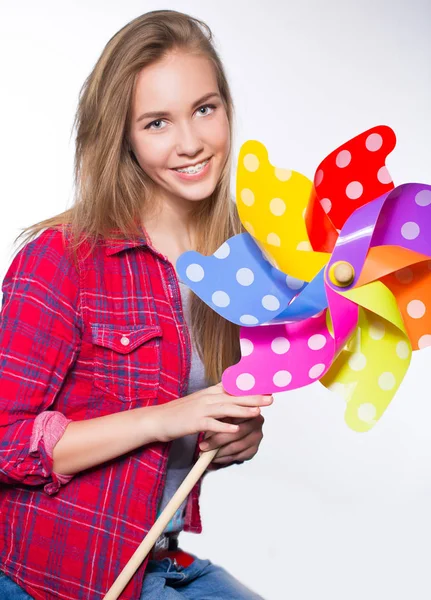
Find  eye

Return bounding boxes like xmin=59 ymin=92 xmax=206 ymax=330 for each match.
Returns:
xmin=144 ymin=104 xmax=217 ymax=131
xmin=197 ymin=104 xmax=216 ymax=117
xmin=145 ymin=119 xmax=166 ymax=131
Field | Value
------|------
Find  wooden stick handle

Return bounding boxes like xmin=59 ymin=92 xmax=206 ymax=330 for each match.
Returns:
xmin=103 ymin=448 xmax=218 ymax=600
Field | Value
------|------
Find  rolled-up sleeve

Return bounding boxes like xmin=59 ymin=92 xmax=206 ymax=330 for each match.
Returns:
xmin=0 ymin=228 xmax=82 ymax=494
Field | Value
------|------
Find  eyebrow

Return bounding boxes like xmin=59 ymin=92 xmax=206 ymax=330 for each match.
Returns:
xmin=135 ymin=92 xmax=221 ymax=123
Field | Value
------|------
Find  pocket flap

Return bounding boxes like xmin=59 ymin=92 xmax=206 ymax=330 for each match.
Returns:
xmin=91 ymin=323 xmax=162 ymax=354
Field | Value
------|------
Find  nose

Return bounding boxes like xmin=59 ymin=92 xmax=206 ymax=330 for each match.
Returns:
xmin=175 ymin=121 xmax=204 ymax=158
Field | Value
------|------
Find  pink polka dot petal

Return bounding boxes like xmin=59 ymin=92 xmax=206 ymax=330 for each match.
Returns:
xmin=236 ymin=373 xmax=256 ymax=391
xmin=273 ymin=370 xmax=292 ymax=387
xmin=240 ymin=338 xmax=254 ymax=356
xmin=308 ymin=334 xmax=327 ymax=350
xmin=335 ymin=150 xmax=351 ymax=168
xmin=309 ymin=363 xmax=326 ymax=379
xmin=271 ymin=337 xmax=290 ymax=354
xmin=346 ymin=181 xmax=363 ymax=200
xmin=365 ymin=133 xmax=383 ymax=151
xmin=377 ymin=166 xmax=392 ymax=184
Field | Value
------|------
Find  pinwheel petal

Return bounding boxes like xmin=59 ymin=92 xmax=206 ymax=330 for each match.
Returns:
xmin=320 ymin=307 xmax=412 ymax=432
xmin=176 ymin=233 xmax=306 ymax=326
xmin=222 ymin=310 xmax=335 ymax=395
xmin=308 ymin=125 xmax=396 ymax=239
xmin=382 ymin=261 xmax=431 ymax=350
xmin=321 ymin=281 xmax=411 ymax=431
xmin=236 ymin=140 xmax=330 ymax=281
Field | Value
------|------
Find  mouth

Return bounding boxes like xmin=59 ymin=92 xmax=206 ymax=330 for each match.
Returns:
xmin=170 ymin=157 xmax=212 ymax=180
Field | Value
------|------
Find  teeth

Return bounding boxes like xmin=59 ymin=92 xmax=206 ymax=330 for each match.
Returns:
xmin=175 ymin=159 xmax=209 ymax=174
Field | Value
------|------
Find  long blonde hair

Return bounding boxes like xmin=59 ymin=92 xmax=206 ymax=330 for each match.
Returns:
xmin=15 ymin=9 xmax=244 ymax=384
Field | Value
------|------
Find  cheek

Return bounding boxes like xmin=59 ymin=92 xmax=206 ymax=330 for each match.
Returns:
xmin=134 ymin=138 xmax=171 ymax=171
xmin=212 ymin=113 xmax=230 ymax=154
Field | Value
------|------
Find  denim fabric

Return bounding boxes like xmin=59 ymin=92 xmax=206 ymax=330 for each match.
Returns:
xmin=140 ymin=555 xmax=265 ymax=599
xmin=0 ymin=555 xmax=265 ymax=600
xmin=0 ymin=570 xmax=34 ymax=598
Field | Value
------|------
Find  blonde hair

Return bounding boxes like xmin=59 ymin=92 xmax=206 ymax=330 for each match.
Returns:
xmin=15 ymin=9 xmax=244 ymax=385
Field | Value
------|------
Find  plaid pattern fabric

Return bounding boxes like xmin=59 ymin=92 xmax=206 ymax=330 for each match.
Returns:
xmin=0 ymin=227 xmax=205 ymax=600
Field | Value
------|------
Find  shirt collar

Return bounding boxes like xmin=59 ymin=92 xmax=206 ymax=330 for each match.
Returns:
xmin=105 ymin=226 xmax=149 ymax=256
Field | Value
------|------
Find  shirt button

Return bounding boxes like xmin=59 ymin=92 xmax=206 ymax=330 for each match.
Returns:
xmin=120 ymin=336 xmax=130 ymax=346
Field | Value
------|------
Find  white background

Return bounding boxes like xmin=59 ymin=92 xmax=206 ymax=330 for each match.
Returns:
xmin=1 ymin=1 xmax=430 ymax=598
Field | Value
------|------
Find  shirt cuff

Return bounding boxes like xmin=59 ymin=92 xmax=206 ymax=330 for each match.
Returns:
xmin=30 ymin=411 xmax=74 ymax=490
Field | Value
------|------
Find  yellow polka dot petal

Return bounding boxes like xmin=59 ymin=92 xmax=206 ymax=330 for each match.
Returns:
xmin=236 ymin=140 xmax=330 ymax=281
xmin=320 ymin=281 xmax=412 ymax=432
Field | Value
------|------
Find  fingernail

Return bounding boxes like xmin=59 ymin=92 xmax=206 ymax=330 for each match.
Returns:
xmin=200 ymin=442 xmax=209 ymax=450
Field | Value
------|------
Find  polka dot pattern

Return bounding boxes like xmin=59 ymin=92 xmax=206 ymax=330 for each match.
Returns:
xmin=222 ymin=311 xmax=332 ymax=394
xmin=236 ymin=268 xmax=254 ymax=286
xmin=240 ymin=188 xmax=255 ymax=206
xmin=377 ymin=166 xmax=392 ymax=184
xmin=212 ymin=291 xmax=230 ymax=307
xmin=407 ymin=299 xmax=426 ymax=319
xmin=401 ymin=221 xmax=420 ymax=240
xmin=312 ymin=125 xmax=396 ymax=232
xmin=286 ymin=275 xmax=304 ymax=290
xmin=243 ymin=154 xmax=259 ymax=172
xmin=177 ymin=132 xmax=429 ymax=435
xmin=365 ymin=133 xmax=383 ymax=151
xmin=266 ymin=233 xmax=281 ymax=247
xmin=308 ymin=334 xmax=326 ymax=350
xmin=378 ymin=372 xmax=396 ymax=391
xmin=275 ymin=167 xmax=292 ymax=181
xmin=382 ymin=259 xmax=431 ymax=351
xmin=240 ymin=338 xmax=254 ymax=356
xmin=357 ymin=403 xmax=377 ymax=423
xmin=270 ymin=198 xmax=286 ymax=216
xmin=418 ymin=335 xmax=431 ymax=349
xmin=320 ymin=198 xmax=332 ymax=213
xmin=346 ymin=181 xmax=363 ymax=200
xmin=214 ymin=242 xmax=230 ymax=259
xmin=186 ymin=264 xmax=204 ymax=282
xmin=177 ymin=229 xmax=303 ymax=333
xmin=336 ymin=150 xmax=351 ymax=168
xmin=320 ymin=307 xmax=412 ymax=433
xmin=415 ymin=189 xmax=431 ymax=206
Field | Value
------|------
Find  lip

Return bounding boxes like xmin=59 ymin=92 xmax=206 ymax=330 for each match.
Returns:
xmin=170 ymin=157 xmax=212 ymax=181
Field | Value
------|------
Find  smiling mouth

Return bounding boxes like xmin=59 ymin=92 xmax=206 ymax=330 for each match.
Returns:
xmin=171 ymin=157 xmax=212 ymax=174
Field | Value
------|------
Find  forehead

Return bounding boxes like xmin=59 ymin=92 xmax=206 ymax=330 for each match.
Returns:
xmin=132 ymin=52 xmax=218 ymax=111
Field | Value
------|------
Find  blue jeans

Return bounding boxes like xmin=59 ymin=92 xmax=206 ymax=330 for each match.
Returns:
xmin=141 ymin=555 xmax=264 ymax=599
xmin=0 ymin=570 xmax=33 ymax=598
xmin=0 ymin=556 xmax=264 ymax=599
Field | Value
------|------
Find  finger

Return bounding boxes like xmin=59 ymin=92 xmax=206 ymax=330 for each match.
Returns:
xmin=210 ymin=403 xmax=262 ymax=421
xmin=203 ymin=418 xmax=259 ymax=449
xmin=215 ymin=394 xmax=274 ymax=408
xmin=212 ymin=431 xmax=261 ymax=458
xmin=213 ymin=447 xmax=256 ymax=464
xmin=202 ymin=417 xmax=241 ymax=436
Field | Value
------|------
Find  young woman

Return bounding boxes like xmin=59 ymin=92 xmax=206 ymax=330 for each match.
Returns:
xmin=0 ymin=10 xmax=272 ymax=599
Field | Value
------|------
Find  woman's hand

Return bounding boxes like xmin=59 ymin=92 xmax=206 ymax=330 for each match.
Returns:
xmin=148 ymin=382 xmax=273 ymax=443
xmin=199 ymin=413 xmax=266 ymax=464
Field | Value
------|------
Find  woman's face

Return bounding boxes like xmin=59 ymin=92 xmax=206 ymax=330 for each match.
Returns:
xmin=129 ymin=51 xmax=230 ymax=207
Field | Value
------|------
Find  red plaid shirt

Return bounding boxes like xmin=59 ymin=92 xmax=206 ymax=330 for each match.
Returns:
xmin=0 ymin=227 xmax=207 ymax=599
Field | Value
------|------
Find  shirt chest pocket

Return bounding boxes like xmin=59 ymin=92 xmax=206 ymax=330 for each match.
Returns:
xmin=91 ymin=323 xmax=162 ymax=402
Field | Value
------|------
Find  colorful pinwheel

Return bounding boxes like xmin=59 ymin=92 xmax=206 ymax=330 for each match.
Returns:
xmin=107 ymin=127 xmax=431 ymax=597
xmin=177 ymin=126 xmax=431 ymax=432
